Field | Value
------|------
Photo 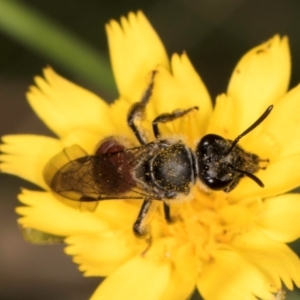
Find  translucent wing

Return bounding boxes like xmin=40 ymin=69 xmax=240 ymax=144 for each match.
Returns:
xmin=44 ymin=144 xmax=88 ymax=189
xmin=44 ymin=143 xmax=158 ymax=204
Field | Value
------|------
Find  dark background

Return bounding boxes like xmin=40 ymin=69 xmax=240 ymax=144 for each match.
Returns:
xmin=1 ymin=1 xmax=300 ymax=299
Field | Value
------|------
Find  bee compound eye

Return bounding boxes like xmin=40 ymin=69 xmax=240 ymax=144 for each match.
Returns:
xmin=199 ymin=134 xmax=224 ymax=148
xmin=196 ymin=134 xmax=225 ymax=159
xmin=204 ymin=176 xmax=233 ymax=191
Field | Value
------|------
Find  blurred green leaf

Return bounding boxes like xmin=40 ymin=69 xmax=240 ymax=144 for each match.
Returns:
xmin=22 ymin=227 xmax=64 ymax=244
xmin=0 ymin=1 xmax=116 ymax=95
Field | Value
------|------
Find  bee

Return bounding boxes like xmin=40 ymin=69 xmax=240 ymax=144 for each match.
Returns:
xmin=44 ymin=71 xmax=273 ymax=237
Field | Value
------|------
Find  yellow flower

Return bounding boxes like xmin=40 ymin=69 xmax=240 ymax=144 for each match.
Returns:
xmin=1 ymin=11 xmax=300 ymax=300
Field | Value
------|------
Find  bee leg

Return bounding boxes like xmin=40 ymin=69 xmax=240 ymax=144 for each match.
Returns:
xmin=141 ymin=235 xmax=153 ymax=256
xmin=163 ymin=202 xmax=173 ymax=223
xmin=152 ymin=106 xmax=198 ymax=138
xmin=127 ymin=71 xmax=157 ymax=145
xmin=133 ymin=198 xmax=153 ymax=238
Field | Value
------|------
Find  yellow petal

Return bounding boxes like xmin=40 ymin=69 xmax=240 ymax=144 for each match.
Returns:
xmin=0 ymin=135 xmax=61 ymax=189
xmin=249 ymin=84 xmax=300 ymax=159
xmin=65 ymin=229 xmax=137 ymax=277
xmin=229 ymin=153 xmax=300 ymax=200
xmin=150 ymin=53 xmax=212 ymax=139
xmin=60 ymin=128 xmax=112 ymax=154
xmin=160 ymin=243 xmax=197 ymax=300
xmin=27 ymin=67 xmax=114 ymax=138
xmin=238 ymin=85 xmax=300 ymax=160
xmin=197 ymin=249 xmax=273 ymax=300
xmin=16 ymin=189 xmax=111 ymax=236
xmin=232 ymin=229 xmax=300 ymax=290
xmin=93 ymin=200 xmax=141 ymax=229
xmin=109 ymin=97 xmax=136 ymax=141
xmin=257 ymin=194 xmax=300 ymax=243
xmin=228 ymin=35 xmax=290 ymax=132
xmin=90 ymin=254 xmax=171 ymax=300
xmin=106 ymin=11 xmax=169 ymax=103
xmin=208 ymin=95 xmax=275 ymax=159
xmin=206 ymin=93 xmax=237 ymax=138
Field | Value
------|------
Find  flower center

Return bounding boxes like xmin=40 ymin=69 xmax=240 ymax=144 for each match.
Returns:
xmin=161 ymin=187 xmax=258 ymax=264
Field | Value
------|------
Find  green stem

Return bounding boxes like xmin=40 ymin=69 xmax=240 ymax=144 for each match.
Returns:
xmin=0 ymin=1 xmax=116 ymax=95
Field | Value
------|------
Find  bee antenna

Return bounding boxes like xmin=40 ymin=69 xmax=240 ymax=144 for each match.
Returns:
xmin=226 ymin=105 xmax=273 ymax=155
xmin=231 ymin=165 xmax=264 ymax=187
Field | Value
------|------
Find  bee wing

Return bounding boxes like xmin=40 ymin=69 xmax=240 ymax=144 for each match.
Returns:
xmin=44 ymin=144 xmax=157 ymax=206
xmin=44 ymin=145 xmax=99 ymax=211
xmin=50 ymin=155 xmax=106 ymax=200
xmin=43 ymin=144 xmax=88 ymax=188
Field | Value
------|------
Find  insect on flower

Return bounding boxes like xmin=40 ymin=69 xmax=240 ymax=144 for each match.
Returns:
xmin=44 ymin=71 xmax=273 ymax=238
